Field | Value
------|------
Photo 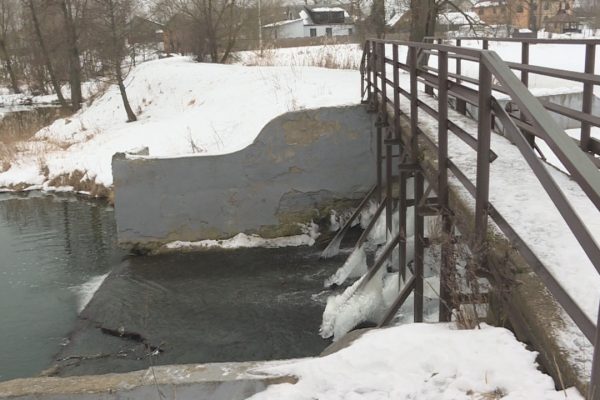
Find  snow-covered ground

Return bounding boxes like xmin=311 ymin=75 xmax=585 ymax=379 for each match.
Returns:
xmin=250 ymin=323 xmax=582 ymax=399
xmin=0 ymin=80 xmax=105 ymax=107
xmin=0 ymin=56 xmax=358 ymax=190
xmin=232 ymin=43 xmax=363 ymax=70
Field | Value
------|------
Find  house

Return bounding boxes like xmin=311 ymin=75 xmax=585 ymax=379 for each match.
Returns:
xmin=262 ymin=6 xmax=355 ymax=39
xmin=472 ymin=0 xmax=576 ymax=31
xmin=437 ymin=11 xmax=487 ymax=36
xmin=544 ymin=9 xmax=582 ymax=32
xmin=127 ymin=16 xmax=165 ymax=51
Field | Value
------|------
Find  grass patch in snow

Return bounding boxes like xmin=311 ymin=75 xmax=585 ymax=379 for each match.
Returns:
xmin=47 ymin=170 xmax=113 ymax=202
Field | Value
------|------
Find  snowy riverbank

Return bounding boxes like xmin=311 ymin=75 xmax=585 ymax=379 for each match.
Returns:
xmin=0 ymin=56 xmax=359 ymax=192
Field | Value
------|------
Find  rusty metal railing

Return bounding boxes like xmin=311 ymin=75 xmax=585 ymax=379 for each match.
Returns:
xmin=354 ymin=38 xmax=600 ymax=399
xmin=425 ymin=37 xmax=600 ymax=161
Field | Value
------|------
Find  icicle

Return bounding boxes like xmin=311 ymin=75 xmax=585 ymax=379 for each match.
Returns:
xmin=324 ymin=244 xmax=368 ymax=288
xmin=320 ymin=268 xmax=386 ymax=341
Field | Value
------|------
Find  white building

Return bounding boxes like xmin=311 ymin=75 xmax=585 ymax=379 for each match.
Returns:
xmin=262 ymin=7 xmax=355 ymax=39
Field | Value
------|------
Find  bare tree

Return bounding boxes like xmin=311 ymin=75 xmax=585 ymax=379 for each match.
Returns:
xmin=160 ymin=0 xmax=250 ymax=63
xmin=0 ymin=0 xmax=20 ymax=93
xmin=27 ymin=0 xmax=68 ymax=106
xmin=90 ymin=0 xmax=137 ymax=122
xmin=410 ymin=0 xmax=436 ymax=41
xmin=370 ymin=0 xmax=386 ymax=38
xmin=58 ymin=0 xmax=85 ymax=110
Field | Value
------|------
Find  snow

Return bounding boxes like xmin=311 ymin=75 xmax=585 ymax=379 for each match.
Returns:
xmin=262 ymin=18 xmax=302 ymax=28
xmin=232 ymin=43 xmax=363 ymax=70
xmin=473 ymin=1 xmax=502 ymax=7
xmin=0 ymin=56 xmax=359 ymax=189
xmin=311 ymin=7 xmax=350 ymax=18
xmin=250 ymin=323 xmax=583 ymax=400
xmin=164 ymin=222 xmax=320 ymax=250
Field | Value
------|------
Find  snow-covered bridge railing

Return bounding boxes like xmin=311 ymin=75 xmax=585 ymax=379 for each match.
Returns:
xmin=327 ymin=38 xmax=600 ymax=399
xmin=428 ymin=36 xmax=600 ymax=162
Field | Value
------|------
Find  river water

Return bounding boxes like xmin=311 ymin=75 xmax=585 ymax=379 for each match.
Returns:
xmin=0 ymin=192 xmax=335 ymax=381
xmin=0 ymin=192 xmax=123 ymax=381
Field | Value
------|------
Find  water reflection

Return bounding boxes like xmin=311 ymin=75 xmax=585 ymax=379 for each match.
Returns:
xmin=0 ymin=192 xmax=124 ymax=382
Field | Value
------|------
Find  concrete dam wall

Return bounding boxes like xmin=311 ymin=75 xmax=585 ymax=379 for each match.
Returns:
xmin=112 ymin=105 xmax=376 ymax=248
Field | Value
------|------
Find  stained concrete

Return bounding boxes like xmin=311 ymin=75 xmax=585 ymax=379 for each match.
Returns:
xmin=112 ymin=105 xmax=376 ymax=249
xmin=0 ymin=361 xmax=295 ymax=400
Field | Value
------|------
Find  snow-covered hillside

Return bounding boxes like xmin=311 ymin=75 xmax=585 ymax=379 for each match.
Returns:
xmin=0 ymin=56 xmax=359 ymax=191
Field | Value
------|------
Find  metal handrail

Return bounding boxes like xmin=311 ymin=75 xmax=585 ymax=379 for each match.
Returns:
xmin=358 ymin=38 xmax=600 ymax=399
xmin=424 ymin=37 xmax=600 ymax=155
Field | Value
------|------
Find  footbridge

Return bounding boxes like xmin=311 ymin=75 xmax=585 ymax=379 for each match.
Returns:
xmin=320 ymin=38 xmax=600 ymax=399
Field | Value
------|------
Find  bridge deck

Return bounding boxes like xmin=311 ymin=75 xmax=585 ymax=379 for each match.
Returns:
xmin=393 ymin=72 xmax=600 ymax=379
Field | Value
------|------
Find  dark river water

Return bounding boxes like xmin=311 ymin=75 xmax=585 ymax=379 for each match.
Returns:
xmin=0 ymin=192 xmax=123 ymax=381
xmin=0 ymin=192 xmax=336 ymax=381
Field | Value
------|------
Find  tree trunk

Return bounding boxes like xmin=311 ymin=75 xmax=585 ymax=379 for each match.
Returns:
xmin=27 ymin=0 xmax=67 ymax=107
xmin=0 ymin=39 xmax=19 ymax=93
xmin=371 ymin=0 xmax=385 ymax=39
xmin=108 ymin=0 xmax=136 ymax=122
xmin=116 ymin=65 xmax=136 ymax=122
xmin=59 ymin=0 xmax=83 ymax=111
xmin=409 ymin=0 xmax=436 ymax=42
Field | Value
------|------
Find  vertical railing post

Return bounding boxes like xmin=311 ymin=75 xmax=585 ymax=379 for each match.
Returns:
xmin=521 ymin=42 xmax=529 ymax=87
xmin=394 ymin=44 xmax=407 ymax=282
xmin=482 ymin=39 xmax=489 ymax=50
xmin=409 ymin=45 xmax=424 ymax=322
xmin=379 ymin=42 xmax=393 ymax=232
xmin=437 ymin=50 xmax=453 ymax=322
xmin=366 ymin=42 xmax=372 ymax=103
xmin=379 ymin=42 xmax=387 ymax=121
xmin=520 ymin=42 xmax=534 ymax=147
xmin=373 ymin=42 xmax=383 ymax=203
xmin=589 ymin=300 xmax=600 ymax=400
xmin=371 ymin=40 xmax=378 ymax=112
xmin=393 ymin=44 xmax=400 ymax=138
xmin=414 ymin=172 xmax=425 ymax=323
xmin=475 ymin=56 xmax=492 ymax=260
xmin=582 ymin=43 xmax=596 ymax=152
xmin=455 ymin=39 xmax=467 ymax=115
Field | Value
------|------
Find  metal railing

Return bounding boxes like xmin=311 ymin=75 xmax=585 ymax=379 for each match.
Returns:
xmin=425 ymin=37 xmax=600 ymax=161
xmin=348 ymin=38 xmax=600 ymax=398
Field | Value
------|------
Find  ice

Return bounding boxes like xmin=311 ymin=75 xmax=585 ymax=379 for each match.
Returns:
xmin=320 ymin=268 xmax=386 ymax=341
xmin=165 ymin=222 xmax=319 ymax=250
xmin=324 ymin=244 xmax=368 ymax=288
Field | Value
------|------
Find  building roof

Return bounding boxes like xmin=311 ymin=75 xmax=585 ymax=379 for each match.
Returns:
xmin=438 ymin=11 xmax=482 ymax=25
xmin=265 ymin=6 xmax=353 ymax=28
xmin=262 ymin=18 xmax=303 ymax=28
xmin=473 ymin=1 xmax=503 ymax=8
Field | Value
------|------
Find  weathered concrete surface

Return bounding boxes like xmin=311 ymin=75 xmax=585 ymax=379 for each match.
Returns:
xmin=112 ymin=105 xmax=375 ymax=248
xmin=0 ymin=361 xmax=295 ymax=400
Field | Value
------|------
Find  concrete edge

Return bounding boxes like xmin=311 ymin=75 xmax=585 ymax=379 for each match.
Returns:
xmin=0 ymin=360 xmax=298 ymax=399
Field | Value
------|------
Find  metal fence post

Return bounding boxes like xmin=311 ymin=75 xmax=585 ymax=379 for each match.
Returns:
xmin=520 ymin=42 xmax=535 ymax=147
xmin=409 ymin=45 xmax=424 ymax=322
xmin=475 ymin=56 xmax=492 ymax=257
xmin=371 ymin=41 xmax=378 ymax=112
xmin=582 ymin=43 xmax=595 ymax=152
xmin=437 ymin=50 xmax=453 ymax=322
xmin=394 ymin=44 xmax=408 ymax=282
xmin=455 ymin=39 xmax=467 ymax=115
xmin=589 ymin=300 xmax=600 ymax=400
